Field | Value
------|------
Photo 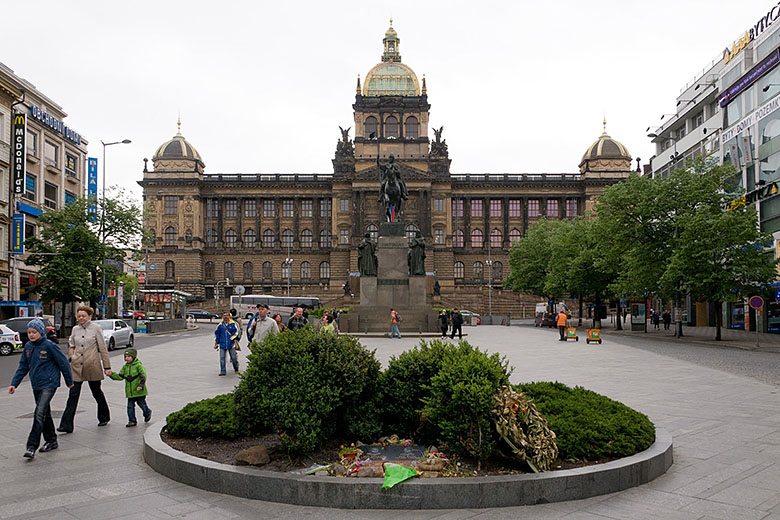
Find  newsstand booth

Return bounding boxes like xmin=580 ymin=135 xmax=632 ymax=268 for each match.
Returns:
xmin=0 ymin=301 xmax=44 ymax=320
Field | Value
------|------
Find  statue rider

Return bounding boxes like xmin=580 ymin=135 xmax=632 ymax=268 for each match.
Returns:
xmin=377 ymin=154 xmax=408 ymax=222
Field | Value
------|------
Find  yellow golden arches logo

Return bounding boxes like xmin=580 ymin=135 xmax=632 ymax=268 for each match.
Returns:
xmin=13 ymin=115 xmax=24 ymax=125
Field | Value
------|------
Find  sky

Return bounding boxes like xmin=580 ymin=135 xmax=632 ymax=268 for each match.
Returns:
xmin=5 ymin=0 xmax=776 ymax=201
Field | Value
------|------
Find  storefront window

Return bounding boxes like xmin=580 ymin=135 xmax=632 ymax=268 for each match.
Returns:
xmin=768 ymin=300 xmax=780 ymax=334
xmin=760 ymin=151 xmax=780 ymax=183
xmin=726 ymin=99 xmax=743 ymax=128
xmin=729 ymin=301 xmax=745 ymax=329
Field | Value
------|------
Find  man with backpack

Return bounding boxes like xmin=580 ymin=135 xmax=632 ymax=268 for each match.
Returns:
xmin=389 ymin=308 xmax=402 ymax=339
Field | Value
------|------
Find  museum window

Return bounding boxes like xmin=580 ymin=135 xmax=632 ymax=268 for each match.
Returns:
xmin=404 ymin=116 xmax=419 ymax=138
xmin=434 ymin=228 xmax=444 ymax=244
xmin=340 ymin=199 xmax=350 ymax=213
xmin=405 ymin=224 xmax=419 ymax=243
xmin=65 ymin=153 xmax=77 ymax=177
xmin=492 ymin=261 xmax=503 ymax=280
xmin=243 ymin=261 xmax=253 ymax=280
xmin=453 ymin=229 xmax=464 ymax=247
xmin=473 ymin=261 xmax=484 ymax=281
xmin=320 ymin=199 xmax=332 ymax=218
xmin=434 ymin=198 xmax=443 ymax=212
xmin=508 ymin=199 xmax=522 ymax=217
xmin=319 ymin=261 xmax=330 ymax=280
xmin=452 ymin=199 xmax=463 ymax=217
xmin=262 ymin=261 xmax=273 ymax=279
xmin=206 ymin=229 xmax=217 ymax=247
xmin=165 ymin=261 xmax=174 ymax=279
xmin=206 ymin=199 xmax=220 ymax=217
xmin=385 ymin=116 xmax=399 ymax=138
xmin=454 ymin=261 xmax=464 ymax=279
xmin=23 ymin=174 xmax=36 ymax=202
xmin=263 ymin=229 xmax=275 ymax=248
xmin=320 ymin=229 xmax=332 ymax=248
xmin=301 ymin=199 xmax=313 ymax=217
xmin=339 ymin=229 xmax=350 ymax=244
xmin=164 ymin=226 xmax=176 ymax=247
xmin=164 ymin=196 xmax=177 ymax=215
xmin=301 ymin=228 xmax=313 ymax=248
xmin=566 ymin=199 xmax=578 ymax=217
xmin=282 ymin=199 xmax=294 ymax=217
xmin=281 ymin=261 xmax=291 ymax=280
xmin=301 ymin=261 xmax=311 ymax=280
xmin=509 ymin=228 xmax=522 ymax=243
xmin=471 ymin=199 xmax=483 ymax=217
xmin=26 ymin=130 xmax=38 ymax=156
xmin=205 ymin=262 xmax=215 ymax=280
xmin=44 ymin=140 xmax=58 ymax=167
xmin=44 ymin=181 xmax=57 ymax=209
xmin=547 ymin=199 xmax=559 ymax=218
xmin=225 ymin=229 xmax=238 ymax=248
xmin=282 ymin=229 xmax=294 ymax=248
xmin=263 ymin=199 xmax=275 ymax=217
xmin=365 ymin=116 xmax=378 ymax=138
xmin=490 ymin=199 xmax=502 ymax=217
xmin=244 ymin=199 xmax=256 ymax=217
xmin=527 ymin=199 xmax=540 ymax=217
xmin=225 ymin=199 xmax=237 ymax=217
xmin=366 ymin=224 xmax=378 ymax=240
xmin=490 ymin=229 xmax=502 ymax=249
xmin=244 ymin=229 xmax=256 ymax=248
xmin=471 ymin=229 xmax=483 ymax=249
xmin=224 ymin=261 xmax=234 ymax=280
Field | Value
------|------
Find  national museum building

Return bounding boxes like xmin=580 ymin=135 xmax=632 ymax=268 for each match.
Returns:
xmin=139 ymin=23 xmax=633 ymax=314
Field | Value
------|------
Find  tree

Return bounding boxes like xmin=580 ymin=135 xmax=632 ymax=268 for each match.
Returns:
xmin=505 ymin=218 xmax=566 ymax=300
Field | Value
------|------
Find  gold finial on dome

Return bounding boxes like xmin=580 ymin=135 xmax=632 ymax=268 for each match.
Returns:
xmin=602 ymin=116 xmax=607 ymax=136
xmin=356 ymin=74 xmax=361 ymax=94
xmin=177 ymin=112 xmax=182 ymax=136
xmin=389 ymin=17 xmax=393 ymax=27
xmin=422 ymin=74 xmax=427 ymax=94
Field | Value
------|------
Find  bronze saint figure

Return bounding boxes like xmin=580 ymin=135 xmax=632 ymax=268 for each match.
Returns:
xmin=408 ymin=230 xmax=426 ymax=276
xmin=357 ymin=233 xmax=377 ymax=276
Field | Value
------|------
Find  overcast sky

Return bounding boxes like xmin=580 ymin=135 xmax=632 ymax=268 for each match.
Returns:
xmin=5 ymin=0 xmax=775 ymax=200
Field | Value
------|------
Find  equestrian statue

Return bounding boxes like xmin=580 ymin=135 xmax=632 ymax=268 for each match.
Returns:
xmin=377 ymin=154 xmax=408 ymax=222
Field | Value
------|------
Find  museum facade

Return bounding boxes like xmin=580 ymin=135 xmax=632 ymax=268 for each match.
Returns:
xmin=139 ymin=23 xmax=633 ymax=314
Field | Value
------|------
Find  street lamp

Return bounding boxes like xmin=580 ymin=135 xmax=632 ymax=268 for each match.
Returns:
xmin=215 ymin=279 xmax=230 ymax=311
xmin=100 ymin=139 xmax=131 ymax=318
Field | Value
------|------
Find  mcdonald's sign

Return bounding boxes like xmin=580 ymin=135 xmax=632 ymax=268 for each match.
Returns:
xmin=12 ymin=113 xmax=25 ymax=195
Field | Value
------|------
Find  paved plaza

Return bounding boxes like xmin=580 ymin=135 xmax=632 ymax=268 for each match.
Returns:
xmin=3 ymin=323 xmax=780 ymax=519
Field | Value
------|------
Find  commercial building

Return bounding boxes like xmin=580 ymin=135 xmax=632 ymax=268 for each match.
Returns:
xmin=140 ymin=23 xmax=633 ymax=315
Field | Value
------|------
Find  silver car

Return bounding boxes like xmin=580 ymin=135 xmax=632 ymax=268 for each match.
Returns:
xmin=94 ymin=319 xmax=134 ymax=351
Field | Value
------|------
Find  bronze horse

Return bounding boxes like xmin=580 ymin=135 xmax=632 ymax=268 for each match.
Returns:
xmin=377 ymin=154 xmax=408 ymax=222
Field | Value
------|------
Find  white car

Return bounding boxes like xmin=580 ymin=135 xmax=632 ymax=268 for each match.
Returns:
xmin=460 ymin=310 xmax=481 ymax=326
xmin=94 ymin=319 xmax=135 ymax=351
xmin=0 ymin=324 xmax=23 ymax=356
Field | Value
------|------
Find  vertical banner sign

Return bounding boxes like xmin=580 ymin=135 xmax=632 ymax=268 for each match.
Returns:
xmin=11 ymin=213 xmax=24 ymax=254
xmin=87 ymin=158 xmax=98 ymax=219
xmin=12 ymin=113 xmax=25 ymax=194
xmin=117 ymin=285 xmax=124 ymax=317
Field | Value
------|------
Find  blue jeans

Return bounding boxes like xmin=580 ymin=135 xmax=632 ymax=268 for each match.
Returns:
xmin=219 ymin=347 xmax=238 ymax=374
xmin=390 ymin=323 xmax=402 ymax=338
xmin=27 ymin=388 xmax=57 ymax=450
xmin=127 ymin=397 xmax=151 ymax=423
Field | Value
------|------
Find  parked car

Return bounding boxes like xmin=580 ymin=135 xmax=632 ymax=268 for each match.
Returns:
xmin=93 ymin=319 xmax=134 ymax=351
xmin=121 ymin=309 xmax=146 ymax=319
xmin=1 ymin=317 xmax=58 ymax=344
xmin=460 ymin=310 xmax=481 ymax=326
xmin=0 ymin=324 xmax=23 ymax=356
xmin=186 ymin=309 xmax=219 ymax=320
xmin=541 ymin=312 xmax=557 ymax=328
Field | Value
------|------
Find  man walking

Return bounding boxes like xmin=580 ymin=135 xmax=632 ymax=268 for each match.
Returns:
xmin=247 ymin=304 xmax=277 ymax=345
xmin=450 ymin=308 xmax=463 ymax=340
xmin=389 ymin=308 xmax=402 ymax=339
xmin=557 ymin=307 xmax=569 ymax=341
xmin=287 ymin=307 xmax=308 ymax=331
xmin=214 ymin=311 xmax=240 ymax=376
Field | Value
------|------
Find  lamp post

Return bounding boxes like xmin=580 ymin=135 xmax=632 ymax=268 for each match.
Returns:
xmin=100 ymin=139 xmax=131 ymax=318
xmin=215 ymin=279 xmax=230 ymax=311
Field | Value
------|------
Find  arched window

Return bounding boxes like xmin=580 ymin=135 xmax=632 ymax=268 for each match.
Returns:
xmin=282 ymin=229 xmax=294 ymax=248
xmin=453 ymin=229 xmax=464 ymax=248
xmin=224 ymin=261 xmax=234 ymax=280
xmin=165 ymin=260 xmax=174 ymax=279
xmin=320 ymin=229 xmax=332 ymax=248
xmin=471 ymin=229 xmax=483 ymax=249
xmin=244 ymin=229 xmax=256 ymax=248
xmin=473 ymin=261 xmax=484 ymax=280
xmin=164 ymin=226 xmax=176 ymax=247
xmin=405 ymin=224 xmax=420 ymax=242
xmin=262 ymin=261 xmax=273 ymax=279
xmin=281 ymin=261 xmax=291 ymax=280
xmin=492 ymin=261 xmax=503 ymax=280
xmin=206 ymin=229 xmax=217 ymax=247
xmin=365 ymin=116 xmax=378 ymax=139
xmin=300 ymin=229 xmax=313 ymax=248
xmin=490 ymin=229 xmax=502 ymax=249
xmin=301 ymin=261 xmax=311 ymax=280
xmin=204 ymin=261 xmax=215 ymax=280
xmin=385 ymin=116 xmax=399 ymax=138
xmin=454 ymin=261 xmax=465 ymax=279
xmin=319 ymin=261 xmax=330 ymax=280
xmin=366 ymin=224 xmax=378 ymax=240
xmin=225 ymin=229 xmax=237 ymax=248
xmin=263 ymin=229 xmax=275 ymax=248
xmin=404 ymin=116 xmax=419 ymax=138
xmin=243 ymin=261 xmax=253 ymax=280
xmin=509 ymin=228 xmax=522 ymax=243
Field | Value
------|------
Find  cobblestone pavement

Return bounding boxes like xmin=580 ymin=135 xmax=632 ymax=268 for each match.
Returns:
xmin=4 ymin=324 xmax=780 ymax=519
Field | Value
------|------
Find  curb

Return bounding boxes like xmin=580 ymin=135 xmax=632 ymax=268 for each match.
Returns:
xmin=143 ymin=423 xmax=672 ymax=509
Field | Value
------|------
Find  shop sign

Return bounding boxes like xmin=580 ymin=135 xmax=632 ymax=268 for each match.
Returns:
xmin=729 ymin=182 xmax=780 ymax=210
xmin=723 ymin=2 xmax=780 ymax=65
xmin=12 ymin=113 xmax=25 ymax=194
xmin=87 ymin=158 xmax=98 ymax=219
xmin=722 ymin=89 xmax=780 ymax=143
xmin=720 ymin=49 xmax=780 ymax=107
xmin=11 ymin=214 xmax=24 ymax=254
xmin=28 ymin=104 xmax=81 ymax=145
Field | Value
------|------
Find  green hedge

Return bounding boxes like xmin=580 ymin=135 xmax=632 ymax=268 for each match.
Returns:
xmin=516 ymin=381 xmax=655 ymax=461
xmin=165 ymin=393 xmax=242 ymax=439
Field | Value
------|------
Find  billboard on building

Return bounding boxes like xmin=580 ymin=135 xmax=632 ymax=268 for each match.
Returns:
xmin=11 ymin=213 xmax=24 ymax=254
xmin=12 ymin=114 xmax=25 ymax=195
xmin=88 ymin=158 xmax=98 ymax=218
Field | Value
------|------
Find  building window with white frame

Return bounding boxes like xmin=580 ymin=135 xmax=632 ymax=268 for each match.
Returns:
xmin=225 ymin=229 xmax=237 ymax=248
xmin=263 ymin=229 xmax=275 ymax=248
xmin=547 ymin=199 xmax=559 ymax=218
xmin=454 ymin=261 xmax=464 ymax=279
xmin=490 ymin=229 xmax=502 ymax=249
xmin=490 ymin=199 xmax=502 ymax=217
xmin=320 ymin=199 xmax=332 ymax=218
xmin=434 ymin=228 xmax=444 ymax=244
xmin=471 ymin=199 xmax=483 ymax=217
xmin=319 ymin=261 xmax=330 ymax=280
xmin=263 ymin=199 xmax=275 ymax=217
xmin=282 ymin=199 xmax=294 ymax=217
xmin=453 ymin=229 xmax=464 ymax=247
xmin=164 ymin=196 xmax=177 ymax=215
xmin=339 ymin=229 xmax=349 ymax=244
xmin=244 ymin=199 xmax=256 ymax=217
xmin=434 ymin=198 xmax=443 ymax=212
xmin=26 ymin=130 xmax=37 ymax=156
xmin=282 ymin=229 xmax=293 ymax=248
xmin=225 ymin=199 xmax=237 ymax=217
xmin=301 ymin=229 xmax=313 ymax=248
xmin=301 ymin=199 xmax=313 ymax=217
xmin=244 ymin=229 xmax=256 ymax=248
xmin=527 ymin=199 xmax=540 ymax=217
xmin=320 ymin=229 xmax=332 ymax=248
xmin=452 ymin=199 xmax=464 ymax=217
xmin=340 ymin=199 xmax=349 ymax=213
xmin=44 ymin=181 xmax=57 ymax=209
xmin=508 ymin=199 xmax=522 ymax=217
xmin=65 ymin=153 xmax=77 ymax=177
xmin=23 ymin=174 xmax=36 ymax=202
xmin=566 ymin=199 xmax=578 ymax=217
xmin=301 ymin=261 xmax=311 ymax=280
xmin=164 ymin=226 xmax=177 ymax=246
xmin=44 ymin=141 xmax=58 ymax=167
xmin=471 ymin=229 xmax=483 ymax=249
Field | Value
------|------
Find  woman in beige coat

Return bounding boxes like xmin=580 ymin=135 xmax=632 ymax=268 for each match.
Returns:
xmin=57 ymin=305 xmax=112 ymax=433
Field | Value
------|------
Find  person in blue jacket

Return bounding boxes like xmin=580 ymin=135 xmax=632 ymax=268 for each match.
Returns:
xmin=214 ymin=311 xmax=240 ymax=376
xmin=8 ymin=318 xmax=74 ymax=459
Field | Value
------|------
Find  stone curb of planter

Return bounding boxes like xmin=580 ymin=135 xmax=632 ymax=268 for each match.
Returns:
xmin=143 ymin=422 xmax=672 ymax=509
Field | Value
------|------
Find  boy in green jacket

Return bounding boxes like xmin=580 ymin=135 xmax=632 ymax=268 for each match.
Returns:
xmin=109 ymin=349 xmax=151 ymax=427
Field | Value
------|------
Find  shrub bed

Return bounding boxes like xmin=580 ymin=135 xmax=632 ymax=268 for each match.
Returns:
xmin=165 ymin=393 xmax=242 ymax=440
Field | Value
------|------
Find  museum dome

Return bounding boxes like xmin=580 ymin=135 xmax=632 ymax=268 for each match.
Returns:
xmin=363 ymin=20 xmax=421 ymax=96
xmin=580 ymin=120 xmax=631 ymax=163
xmin=152 ymin=120 xmax=203 ymax=163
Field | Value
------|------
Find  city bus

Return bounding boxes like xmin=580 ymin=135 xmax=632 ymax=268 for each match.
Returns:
xmin=230 ymin=295 xmax=321 ymax=319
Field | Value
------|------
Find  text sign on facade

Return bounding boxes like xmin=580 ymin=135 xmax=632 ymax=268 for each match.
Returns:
xmin=11 ymin=213 xmax=24 ymax=254
xmin=12 ymin=114 xmax=25 ymax=194
xmin=749 ymin=296 xmax=764 ymax=309
xmin=87 ymin=158 xmax=98 ymax=218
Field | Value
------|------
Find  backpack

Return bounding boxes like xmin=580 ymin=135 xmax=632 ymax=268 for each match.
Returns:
xmin=395 ymin=311 xmax=401 ymax=322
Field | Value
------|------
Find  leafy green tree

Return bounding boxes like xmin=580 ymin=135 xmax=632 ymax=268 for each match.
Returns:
xmin=505 ymin=218 xmax=566 ymax=300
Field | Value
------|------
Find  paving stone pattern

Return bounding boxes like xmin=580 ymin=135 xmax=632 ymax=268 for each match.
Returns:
xmin=2 ymin=324 xmax=780 ymax=518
